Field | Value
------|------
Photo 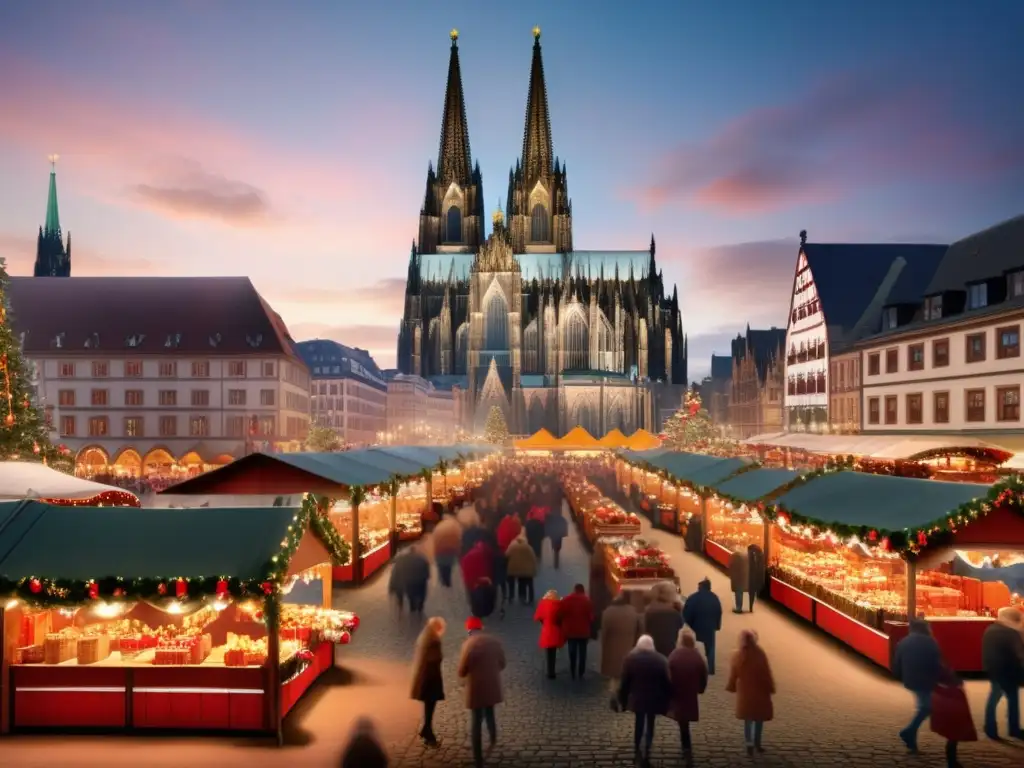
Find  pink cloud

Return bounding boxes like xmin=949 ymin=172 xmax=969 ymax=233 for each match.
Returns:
xmin=632 ymin=70 xmax=1024 ymax=215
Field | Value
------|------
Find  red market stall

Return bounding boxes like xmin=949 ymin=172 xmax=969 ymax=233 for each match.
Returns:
xmin=759 ymin=471 xmax=1023 ymax=673
xmin=0 ymin=496 xmax=359 ymax=737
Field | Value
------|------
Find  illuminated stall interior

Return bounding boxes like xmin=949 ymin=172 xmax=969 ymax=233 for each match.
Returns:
xmin=77 ymin=446 xmax=236 ymax=483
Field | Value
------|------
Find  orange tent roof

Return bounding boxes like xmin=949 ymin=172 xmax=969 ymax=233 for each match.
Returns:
xmin=513 ymin=428 xmax=560 ymax=450
xmin=557 ymin=426 xmax=602 ymax=450
xmin=599 ymin=428 xmax=629 ymax=449
xmin=625 ymin=428 xmax=662 ymax=451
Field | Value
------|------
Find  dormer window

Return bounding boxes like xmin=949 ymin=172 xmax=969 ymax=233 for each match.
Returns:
xmin=882 ymin=307 xmax=898 ymax=331
xmin=923 ymin=295 xmax=942 ymax=321
xmin=246 ymin=333 xmax=263 ymax=348
xmin=967 ymin=282 xmax=988 ymax=310
xmin=125 ymin=333 xmax=146 ymax=348
xmin=83 ymin=333 xmax=99 ymax=349
xmin=164 ymin=333 xmax=182 ymax=348
xmin=1010 ymin=269 xmax=1024 ymax=299
xmin=51 ymin=332 xmax=65 ymax=349
xmin=208 ymin=333 xmax=222 ymax=348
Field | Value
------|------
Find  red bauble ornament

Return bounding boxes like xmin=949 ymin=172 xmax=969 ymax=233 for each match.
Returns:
xmin=175 ymin=578 xmax=187 ymax=598
xmin=29 ymin=578 xmax=42 ymax=594
xmin=216 ymin=579 xmax=228 ymax=597
xmin=157 ymin=582 xmax=167 ymax=596
xmin=5 ymin=414 xmax=13 ymax=426
xmin=338 ymin=630 xmax=351 ymax=645
xmin=253 ymin=610 xmax=264 ymax=621
xmin=261 ymin=581 xmax=273 ymax=595
xmin=867 ymin=529 xmax=878 ymax=542
xmin=349 ymin=615 xmax=360 ymax=630
xmin=88 ymin=582 xmax=99 ymax=600
xmin=916 ymin=531 xmax=928 ymax=547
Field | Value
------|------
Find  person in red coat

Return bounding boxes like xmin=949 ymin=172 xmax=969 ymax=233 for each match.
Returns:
xmin=460 ymin=541 xmax=493 ymax=592
xmin=558 ymin=584 xmax=594 ymax=679
xmin=496 ymin=513 xmax=522 ymax=552
xmin=534 ymin=589 xmax=565 ymax=679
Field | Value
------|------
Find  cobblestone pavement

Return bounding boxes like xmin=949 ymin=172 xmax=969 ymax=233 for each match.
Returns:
xmin=4 ymin=506 xmax=1024 ymax=767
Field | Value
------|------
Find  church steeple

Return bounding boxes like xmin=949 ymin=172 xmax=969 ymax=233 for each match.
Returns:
xmin=34 ymin=155 xmax=71 ymax=277
xmin=437 ymin=29 xmax=472 ymax=186
xmin=521 ymin=27 xmax=553 ymax=183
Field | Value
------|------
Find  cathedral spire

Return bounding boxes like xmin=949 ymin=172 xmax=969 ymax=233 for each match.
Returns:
xmin=437 ymin=30 xmax=473 ymax=185
xmin=35 ymin=155 xmax=71 ymax=277
xmin=45 ymin=154 xmax=61 ymax=236
xmin=521 ymin=26 xmax=553 ymax=183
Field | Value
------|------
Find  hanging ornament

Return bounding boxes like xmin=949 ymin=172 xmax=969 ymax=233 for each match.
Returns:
xmin=261 ymin=581 xmax=274 ymax=595
xmin=29 ymin=578 xmax=42 ymax=594
xmin=216 ymin=579 xmax=229 ymax=598
xmin=4 ymin=414 xmax=13 ymax=426
xmin=867 ymin=529 xmax=878 ymax=542
xmin=157 ymin=582 xmax=167 ymax=596
xmin=175 ymin=578 xmax=187 ymax=598
xmin=916 ymin=531 xmax=928 ymax=547
xmin=88 ymin=582 xmax=99 ymax=600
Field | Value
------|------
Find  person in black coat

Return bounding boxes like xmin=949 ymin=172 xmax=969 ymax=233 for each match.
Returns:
xmin=524 ymin=517 xmax=545 ymax=560
xmin=404 ymin=545 xmax=431 ymax=614
xmin=410 ymin=617 xmax=446 ymax=746
xmin=682 ymin=578 xmax=723 ymax=674
xmin=469 ymin=577 xmax=497 ymax=620
xmin=545 ymin=511 xmax=569 ymax=569
xmin=340 ymin=717 xmax=389 ymax=768
xmin=618 ymin=634 xmax=672 ymax=766
xmin=388 ymin=549 xmax=419 ymax=613
xmin=981 ymin=607 xmax=1024 ymax=739
xmin=746 ymin=544 xmax=766 ymax=613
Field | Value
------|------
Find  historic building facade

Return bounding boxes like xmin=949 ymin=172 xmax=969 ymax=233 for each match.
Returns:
xmin=728 ymin=327 xmax=786 ymax=439
xmin=34 ymin=158 xmax=71 ymax=277
xmin=297 ymin=340 xmax=387 ymax=446
xmin=397 ymin=30 xmax=686 ymax=435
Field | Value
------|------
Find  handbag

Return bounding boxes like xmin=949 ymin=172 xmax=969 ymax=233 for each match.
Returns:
xmin=929 ymin=684 xmax=977 ymax=743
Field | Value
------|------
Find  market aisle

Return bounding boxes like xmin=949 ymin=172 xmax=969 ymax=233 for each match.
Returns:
xmin=636 ymin=515 xmax=1024 ymax=768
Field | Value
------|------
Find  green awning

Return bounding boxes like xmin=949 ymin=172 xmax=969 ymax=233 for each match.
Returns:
xmin=0 ymin=502 xmax=300 ymax=581
xmin=774 ymin=471 xmax=990 ymax=530
xmin=277 ymin=452 xmax=392 ymax=486
xmin=344 ymin=448 xmax=431 ymax=477
xmin=684 ymin=458 xmax=751 ymax=487
xmin=711 ymin=468 xmax=803 ymax=502
xmin=619 ymin=448 xmax=669 ymax=463
xmin=649 ymin=452 xmax=728 ymax=480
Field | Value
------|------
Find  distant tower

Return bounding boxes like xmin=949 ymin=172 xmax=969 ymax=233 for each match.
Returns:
xmin=34 ymin=155 xmax=71 ymax=277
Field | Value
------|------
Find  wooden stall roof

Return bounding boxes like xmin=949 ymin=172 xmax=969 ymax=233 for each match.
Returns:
xmin=683 ymin=458 xmax=752 ymax=487
xmin=624 ymin=429 xmax=662 ymax=451
xmin=598 ymin=429 xmax=629 ymax=449
xmin=774 ymin=471 xmax=989 ymax=531
xmin=557 ymin=427 xmax=602 ymax=450
xmin=710 ymin=468 xmax=804 ymax=503
xmin=0 ymin=501 xmax=301 ymax=581
xmin=648 ymin=452 xmax=729 ymax=480
xmin=619 ymin=448 xmax=670 ymax=463
xmin=514 ymin=428 xmax=559 ymax=450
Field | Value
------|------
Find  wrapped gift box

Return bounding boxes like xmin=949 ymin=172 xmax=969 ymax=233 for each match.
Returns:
xmin=14 ymin=645 xmax=44 ymax=664
xmin=44 ymin=634 xmax=78 ymax=664
xmin=77 ymin=635 xmax=112 ymax=664
xmin=19 ymin=612 xmax=51 ymax=648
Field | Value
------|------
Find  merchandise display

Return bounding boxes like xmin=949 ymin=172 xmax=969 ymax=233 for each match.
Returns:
xmin=705 ymin=497 xmax=764 ymax=565
xmin=328 ymin=496 xmax=392 ymax=580
xmin=564 ymin=479 xmax=641 ymax=542
xmin=600 ymin=536 xmax=677 ymax=593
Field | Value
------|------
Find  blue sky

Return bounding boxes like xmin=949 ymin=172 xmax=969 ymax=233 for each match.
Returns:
xmin=1 ymin=0 xmax=1022 ymax=380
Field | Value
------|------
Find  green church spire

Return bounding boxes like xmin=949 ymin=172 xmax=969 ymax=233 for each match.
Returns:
xmin=44 ymin=154 xmax=61 ymax=235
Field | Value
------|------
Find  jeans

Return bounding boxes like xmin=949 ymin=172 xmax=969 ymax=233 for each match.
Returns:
xmin=679 ymin=720 xmax=692 ymax=751
xmin=733 ymin=591 xmax=744 ymax=612
xmin=899 ymin=689 xmax=932 ymax=748
xmin=634 ymin=711 xmax=656 ymax=754
xmin=702 ymin=637 xmax=716 ymax=675
xmin=545 ymin=647 xmax=557 ymax=677
xmin=509 ymin=576 xmax=534 ymax=604
xmin=743 ymin=719 xmax=763 ymax=747
xmin=984 ymin=681 xmax=1021 ymax=737
xmin=567 ymin=638 xmax=587 ymax=678
xmin=471 ymin=706 xmax=496 ymax=767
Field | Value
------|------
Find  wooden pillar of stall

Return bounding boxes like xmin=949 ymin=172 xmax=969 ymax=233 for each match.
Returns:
xmin=762 ymin=519 xmax=773 ymax=564
xmin=700 ymin=495 xmax=709 ymax=547
xmin=905 ymin=558 xmax=917 ymax=619
xmin=267 ymin=597 xmax=283 ymax=744
xmin=389 ymin=487 xmax=398 ymax=555
xmin=784 ymin=448 xmax=792 ymax=469
xmin=0 ymin=605 xmax=7 ymax=735
xmin=351 ymin=497 xmax=363 ymax=582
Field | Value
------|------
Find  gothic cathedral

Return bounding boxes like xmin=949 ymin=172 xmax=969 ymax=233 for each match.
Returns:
xmin=34 ymin=158 xmax=71 ymax=277
xmin=397 ymin=29 xmax=687 ymax=437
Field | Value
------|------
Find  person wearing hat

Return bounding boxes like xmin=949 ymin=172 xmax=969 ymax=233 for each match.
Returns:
xmin=458 ymin=616 xmax=507 ymax=767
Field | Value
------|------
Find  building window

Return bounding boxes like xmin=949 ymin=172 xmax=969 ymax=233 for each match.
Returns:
xmin=882 ymin=307 xmax=898 ymax=330
xmin=226 ymin=415 xmax=245 ymax=437
xmin=90 ymin=389 xmax=108 ymax=407
xmin=884 ymin=395 xmax=898 ymax=425
xmin=189 ymin=416 xmax=209 ymax=437
xmin=885 ymin=348 xmax=898 ymax=374
xmin=965 ymin=389 xmax=986 ymax=422
xmin=997 ymin=325 xmax=1020 ymax=359
xmin=125 ymin=390 xmax=144 ymax=406
xmin=932 ymin=338 xmax=950 ymax=367
xmin=907 ymin=344 xmax=924 ymax=371
xmin=1010 ymin=270 xmax=1024 ymax=299
xmin=58 ymin=389 xmax=75 ymax=406
xmin=867 ymin=397 xmax=880 ymax=425
xmin=191 ymin=361 xmax=210 ymax=378
xmin=158 ymin=390 xmax=177 ymax=406
xmin=228 ymin=389 xmax=247 ymax=405
xmin=60 ymin=362 xmax=76 ymax=378
xmin=60 ymin=415 xmax=76 ymax=436
xmin=124 ymin=416 xmax=143 ymax=437
xmin=260 ymin=389 xmax=276 ymax=406
xmin=530 ymin=203 xmax=549 ymax=242
xmin=159 ymin=415 xmax=177 ymax=436
xmin=92 ymin=362 xmax=109 ymax=378
xmin=263 ymin=362 xmax=276 ymax=377
xmin=923 ymin=295 xmax=942 ymax=321
xmin=191 ymin=389 xmax=209 ymax=407
xmin=867 ymin=353 xmax=880 ymax=376
xmin=159 ymin=361 xmax=177 ymax=377
xmin=228 ymin=361 xmax=246 ymax=377
xmin=965 ymin=333 xmax=986 ymax=363
xmin=967 ymin=282 xmax=987 ymax=310
xmin=906 ymin=393 xmax=923 ymax=424
xmin=933 ymin=392 xmax=949 ymax=424
xmin=257 ymin=416 xmax=275 ymax=436
xmin=445 ymin=205 xmax=462 ymax=243
xmin=997 ymin=386 xmax=1020 ymax=422
xmin=125 ymin=360 xmax=143 ymax=377
xmin=88 ymin=416 xmax=109 ymax=437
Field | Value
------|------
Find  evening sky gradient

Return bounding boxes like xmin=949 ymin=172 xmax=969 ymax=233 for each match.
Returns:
xmin=1 ymin=1 xmax=1022 ymax=380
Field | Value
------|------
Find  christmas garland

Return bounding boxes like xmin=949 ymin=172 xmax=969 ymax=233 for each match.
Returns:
xmin=0 ymin=492 xmax=349 ymax=607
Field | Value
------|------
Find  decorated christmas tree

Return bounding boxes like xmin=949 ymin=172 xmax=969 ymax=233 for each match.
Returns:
xmin=660 ymin=389 xmax=735 ymax=455
xmin=305 ymin=424 xmax=341 ymax=452
xmin=483 ymin=406 xmax=510 ymax=445
xmin=0 ymin=259 xmax=72 ymax=471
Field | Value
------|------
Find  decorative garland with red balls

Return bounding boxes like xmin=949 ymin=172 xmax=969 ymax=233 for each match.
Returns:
xmin=0 ymin=492 xmax=350 ymax=607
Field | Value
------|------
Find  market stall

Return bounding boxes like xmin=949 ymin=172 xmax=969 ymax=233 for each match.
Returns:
xmin=563 ymin=480 xmax=641 ymax=543
xmin=0 ymin=461 xmax=140 ymax=507
xmin=762 ymin=471 xmax=1022 ymax=672
xmin=598 ymin=429 xmax=629 ymax=450
xmin=513 ymin=428 xmax=560 ymax=453
xmin=556 ymin=427 xmax=603 ymax=453
xmin=623 ymin=429 xmax=662 ymax=452
xmin=598 ymin=536 xmax=678 ymax=595
xmin=0 ymin=496 xmax=358 ymax=736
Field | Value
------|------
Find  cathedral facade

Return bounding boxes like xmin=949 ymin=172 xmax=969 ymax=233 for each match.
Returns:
xmin=397 ymin=29 xmax=687 ymax=437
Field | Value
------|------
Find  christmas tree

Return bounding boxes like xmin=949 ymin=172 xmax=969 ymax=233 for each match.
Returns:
xmin=0 ymin=259 xmax=72 ymax=471
xmin=305 ymin=424 xmax=341 ymax=452
xmin=483 ymin=406 xmax=510 ymax=446
xmin=660 ymin=389 xmax=735 ymax=455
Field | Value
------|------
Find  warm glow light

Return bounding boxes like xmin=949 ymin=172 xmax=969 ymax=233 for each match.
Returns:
xmin=5 ymin=598 xmax=17 ymax=610
xmin=213 ymin=600 xmax=229 ymax=612
xmin=93 ymin=601 xmax=127 ymax=619
xmin=166 ymin=601 xmax=183 ymax=615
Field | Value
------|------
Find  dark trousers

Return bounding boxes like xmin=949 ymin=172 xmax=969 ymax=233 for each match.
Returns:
xmin=567 ymin=638 xmax=587 ymax=678
xmin=748 ymin=590 xmax=757 ymax=611
xmin=545 ymin=647 xmax=557 ymax=677
xmin=702 ymin=637 xmax=716 ymax=675
xmin=528 ymin=538 xmax=543 ymax=560
xmin=508 ymin=576 xmax=534 ymax=604
xmin=392 ymin=592 xmax=404 ymax=612
xmin=733 ymin=591 xmax=744 ymax=612
xmin=471 ymin=706 xmax=496 ymax=767
xmin=437 ymin=562 xmax=453 ymax=587
xmin=551 ymin=539 xmax=562 ymax=569
xmin=422 ymin=699 xmax=437 ymax=738
xmin=407 ymin=585 xmax=426 ymax=613
xmin=679 ymin=720 xmax=692 ymax=751
xmin=634 ymin=711 xmax=656 ymax=754
xmin=945 ymin=740 xmax=958 ymax=768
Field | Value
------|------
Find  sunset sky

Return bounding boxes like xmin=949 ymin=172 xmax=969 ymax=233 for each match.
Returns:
xmin=1 ymin=1 xmax=1022 ymax=380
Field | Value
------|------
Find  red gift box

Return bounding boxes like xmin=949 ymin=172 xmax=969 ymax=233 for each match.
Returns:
xmin=19 ymin=613 xmax=50 ymax=647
